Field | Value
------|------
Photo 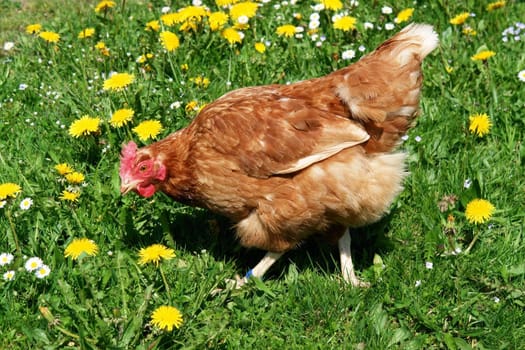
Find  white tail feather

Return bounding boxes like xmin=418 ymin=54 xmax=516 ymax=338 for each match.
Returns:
xmin=398 ymin=23 xmax=439 ymax=59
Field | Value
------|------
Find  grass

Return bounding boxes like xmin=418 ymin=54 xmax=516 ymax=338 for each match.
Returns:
xmin=1 ymin=0 xmax=525 ymax=348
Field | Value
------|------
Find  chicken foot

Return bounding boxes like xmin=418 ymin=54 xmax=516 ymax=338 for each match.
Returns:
xmin=224 ymin=251 xmax=284 ymax=289
xmin=338 ymin=229 xmax=370 ymax=287
xmin=222 ymin=230 xmax=369 ymax=290
xmin=239 ymin=251 xmax=283 ymax=287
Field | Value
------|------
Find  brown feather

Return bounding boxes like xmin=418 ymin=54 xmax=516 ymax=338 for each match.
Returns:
xmin=125 ymin=23 xmax=439 ymax=253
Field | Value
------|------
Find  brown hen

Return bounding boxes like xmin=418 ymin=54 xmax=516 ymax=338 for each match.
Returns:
xmin=120 ymin=23 xmax=439 ymax=287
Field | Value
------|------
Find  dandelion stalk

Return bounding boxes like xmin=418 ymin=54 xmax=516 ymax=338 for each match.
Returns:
xmin=6 ymin=206 xmax=21 ymax=257
xmin=117 ymin=251 xmax=129 ymax=317
xmin=159 ymin=264 xmax=171 ymax=298
xmin=464 ymin=229 xmax=480 ymax=254
xmin=39 ymin=306 xmax=96 ymax=344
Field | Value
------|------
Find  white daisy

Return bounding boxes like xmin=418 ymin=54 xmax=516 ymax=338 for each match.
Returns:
xmin=3 ymin=270 xmax=15 ymax=281
xmin=309 ymin=19 xmax=320 ymax=30
xmin=385 ymin=23 xmax=395 ymax=31
xmin=341 ymin=49 xmax=356 ymax=60
xmin=381 ymin=6 xmax=392 ymax=14
xmin=425 ymin=261 xmax=434 ymax=269
xmin=19 ymin=197 xmax=33 ymax=210
xmin=3 ymin=41 xmax=14 ymax=51
xmin=309 ymin=12 xmax=320 ymax=21
xmin=25 ymin=256 xmax=43 ymax=272
xmin=0 ymin=252 xmax=14 ymax=266
xmin=35 ymin=264 xmax=51 ymax=279
xmin=237 ymin=15 xmax=249 ymax=25
xmin=518 ymin=70 xmax=525 ymax=82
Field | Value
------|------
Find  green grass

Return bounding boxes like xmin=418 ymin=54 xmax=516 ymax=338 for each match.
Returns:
xmin=1 ymin=0 xmax=525 ymax=348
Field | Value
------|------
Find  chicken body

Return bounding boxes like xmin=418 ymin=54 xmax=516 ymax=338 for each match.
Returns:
xmin=120 ymin=24 xmax=439 ymax=287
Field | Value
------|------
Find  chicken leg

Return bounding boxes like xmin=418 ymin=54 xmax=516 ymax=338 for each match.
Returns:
xmin=338 ymin=229 xmax=370 ymax=287
xmin=228 ymin=251 xmax=284 ymax=288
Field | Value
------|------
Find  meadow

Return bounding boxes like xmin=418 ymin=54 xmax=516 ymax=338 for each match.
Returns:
xmin=1 ymin=0 xmax=524 ymax=348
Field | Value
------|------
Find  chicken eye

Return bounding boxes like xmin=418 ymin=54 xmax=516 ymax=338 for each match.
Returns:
xmin=139 ymin=164 xmax=147 ymax=172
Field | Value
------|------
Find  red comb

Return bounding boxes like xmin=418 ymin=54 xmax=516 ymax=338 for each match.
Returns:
xmin=119 ymin=141 xmax=137 ymax=178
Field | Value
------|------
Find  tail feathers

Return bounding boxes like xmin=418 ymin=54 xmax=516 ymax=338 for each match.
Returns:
xmin=384 ymin=23 xmax=439 ymax=65
xmin=333 ymin=23 xmax=438 ymax=152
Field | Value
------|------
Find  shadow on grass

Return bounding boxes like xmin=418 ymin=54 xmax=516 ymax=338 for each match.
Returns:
xmin=168 ymin=208 xmax=398 ymax=281
xmin=119 ymin=194 xmax=398 ymax=281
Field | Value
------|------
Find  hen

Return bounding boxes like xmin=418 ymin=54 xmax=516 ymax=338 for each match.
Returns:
xmin=120 ymin=23 xmax=439 ymax=287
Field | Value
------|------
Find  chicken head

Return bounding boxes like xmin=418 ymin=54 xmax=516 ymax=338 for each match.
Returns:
xmin=119 ymin=141 xmax=167 ymax=198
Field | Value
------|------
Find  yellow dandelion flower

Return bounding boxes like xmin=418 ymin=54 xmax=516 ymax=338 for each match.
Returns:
xmin=450 ymin=12 xmax=470 ymax=25
xmin=133 ymin=120 xmax=163 ymax=141
xmin=138 ymin=244 xmax=175 ymax=266
xmin=110 ymin=108 xmax=134 ymax=127
xmin=95 ymin=0 xmax=116 ymax=13
xmin=95 ymin=41 xmax=110 ymax=56
xmin=39 ymin=31 xmax=60 ymax=43
xmin=445 ymin=65 xmax=454 ymax=74
xmin=0 ymin=183 xmax=21 ymax=200
xmin=137 ymin=53 xmax=154 ymax=64
xmin=198 ymin=104 xmax=207 ymax=113
xmin=55 ymin=163 xmax=73 ymax=175
xmin=487 ymin=1 xmax=505 ymax=11
xmin=318 ymin=0 xmax=343 ymax=11
xmin=160 ymin=31 xmax=180 ymax=52
xmin=333 ymin=16 xmax=357 ymax=32
xmin=191 ymin=76 xmax=210 ymax=88
xmin=65 ymin=171 xmax=85 ymax=184
xmin=216 ymin=0 xmax=239 ymax=6
xmin=137 ymin=53 xmax=154 ymax=63
xmin=185 ymin=100 xmax=199 ymax=113
xmin=64 ymin=238 xmax=99 ymax=260
xmin=59 ymin=190 xmax=80 ymax=202
xmin=68 ymin=116 xmax=101 ymax=138
xmin=229 ymin=1 xmax=259 ymax=20
xmin=26 ymin=24 xmax=42 ymax=34
xmin=462 ymin=27 xmax=477 ymax=36
xmin=233 ymin=22 xmax=249 ymax=31
xmin=208 ymin=11 xmax=229 ymax=31
xmin=181 ymin=63 xmax=189 ymax=72
xmin=161 ymin=13 xmax=182 ymax=26
xmin=221 ymin=28 xmax=242 ymax=44
xmin=395 ymin=8 xmax=414 ymax=24
xmin=151 ymin=306 xmax=183 ymax=331
xmin=471 ymin=50 xmax=496 ymax=61
xmin=145 ymin=20 xmax=160 ymax=32
xmin=103 ymin=73 xmax=134 ymax=91
xmin=178 ymin=6 xmax=208 ymax=23
xmin=78 ymin=28 xmax=95 ymax=39
xmin=276 ymin=24 xmax=296 ymax=38
xmin=465 ymin=199 xmax=495 ymax=224
xmin=469 ymin=113 xmax=491 ymax=137
xmin=180 ymin=20 xmax=198 ymax=33
xmin=255 ymin=42 xmax=266 ymax=53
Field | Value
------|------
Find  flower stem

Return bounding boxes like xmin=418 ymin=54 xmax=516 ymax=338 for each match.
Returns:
xmin=159 ymin=264 xmax=171 ymax=298
xmin=464 ymin=229 xmax=480 ymax=254
xmin=117 ymin=251 xmax=129 ymax=317
xmin=6 ymin=207 xmax=21 ymax=257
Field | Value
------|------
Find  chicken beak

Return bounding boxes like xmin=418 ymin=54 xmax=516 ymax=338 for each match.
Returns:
xmin=120 ymin=180 xmax=140 ymax=195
